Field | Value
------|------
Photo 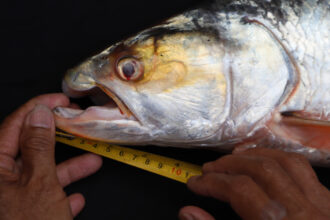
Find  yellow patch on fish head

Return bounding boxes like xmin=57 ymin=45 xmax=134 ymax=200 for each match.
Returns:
xmin=57 ymin=28 xmax=230 ymax=144
xmin=108 ymin=32 xmax=227 ymax=96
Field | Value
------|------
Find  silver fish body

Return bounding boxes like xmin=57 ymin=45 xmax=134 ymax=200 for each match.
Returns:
xmin=54 ymin=0 xmax=330 ymax=165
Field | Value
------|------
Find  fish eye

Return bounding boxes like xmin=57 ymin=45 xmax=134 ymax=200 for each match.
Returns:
xmin=116 ymin=57 xmax=143 ymax=81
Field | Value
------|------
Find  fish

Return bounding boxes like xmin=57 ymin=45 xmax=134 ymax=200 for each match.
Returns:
xmin=54 ymin=0 xmax=330 ymax=166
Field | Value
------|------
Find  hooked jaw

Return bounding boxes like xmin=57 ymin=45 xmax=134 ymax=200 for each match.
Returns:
xmin=54 ymin=61 xmax=150 ymax=144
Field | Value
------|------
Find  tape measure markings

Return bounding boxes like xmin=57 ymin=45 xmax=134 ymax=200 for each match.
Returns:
xmin=55 ymin=131 xmax=202 ymax=183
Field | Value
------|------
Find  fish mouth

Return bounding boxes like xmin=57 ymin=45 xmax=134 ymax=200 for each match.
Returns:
xmin=54 ymin=80 xmax=139 ymax=133
xmin=95 ymin=82 xmax=134 ymax=118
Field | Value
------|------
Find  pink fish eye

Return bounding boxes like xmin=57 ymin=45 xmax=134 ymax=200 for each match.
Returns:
xmin=116 ymin=57 xmax=143 ymax=81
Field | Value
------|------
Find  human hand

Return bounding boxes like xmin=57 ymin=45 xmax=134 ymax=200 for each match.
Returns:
xmin=179 ymin=148 xmax=330 ymax=220
xmin=0 ymin=94 xmax=102 ymax=220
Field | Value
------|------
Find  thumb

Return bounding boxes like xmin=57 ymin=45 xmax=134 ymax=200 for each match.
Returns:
xmin=19 ymin=104 xmax=56 ymax=178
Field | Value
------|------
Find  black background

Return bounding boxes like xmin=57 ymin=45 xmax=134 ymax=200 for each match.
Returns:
xmin=2 ymin=0 xmax=329 ymax=219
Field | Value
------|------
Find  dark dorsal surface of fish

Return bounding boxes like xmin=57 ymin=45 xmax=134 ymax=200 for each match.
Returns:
xmin=54 ymin=0 xmax=330 ymax=165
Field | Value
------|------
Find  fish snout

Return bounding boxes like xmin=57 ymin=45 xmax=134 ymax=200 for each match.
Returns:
xmin=63 ymin=54 xmax=113 ymax=98
xmin=63 ymin=62 xmax=96 ymax=94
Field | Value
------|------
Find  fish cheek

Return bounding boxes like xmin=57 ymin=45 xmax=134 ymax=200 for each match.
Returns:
xmin=135 ymin=61 xmax=187 ymax=93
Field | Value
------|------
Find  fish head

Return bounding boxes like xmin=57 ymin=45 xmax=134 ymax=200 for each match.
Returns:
xmin=54 ymin=17 xmax=230 ymax=146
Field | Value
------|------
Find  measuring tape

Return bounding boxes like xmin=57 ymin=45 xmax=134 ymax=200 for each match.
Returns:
xmin=55 ymin=131 xmax=202 ymax=183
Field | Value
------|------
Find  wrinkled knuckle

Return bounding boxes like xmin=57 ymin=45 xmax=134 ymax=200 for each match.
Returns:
xmin=230 ymin=175 xmax=254 ymax=195
xmin=24 ymin=134 xmax=52 ymax=152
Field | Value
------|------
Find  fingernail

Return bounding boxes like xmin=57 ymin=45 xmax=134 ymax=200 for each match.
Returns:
xmin=27 ymin=105 xmax=53 ymax=129
xmin=232 ymin=144 xmax=256 ymax=154
xmin=181 ymin=213 xmax=196 ymax=220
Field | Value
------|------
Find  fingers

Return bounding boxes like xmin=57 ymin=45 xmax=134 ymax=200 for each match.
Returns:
xmin=56 ymin=153 xmax=102 ymax=187
xmin=179 ymin=206 xmax=215 ymax=220
xmin=234 ymin=148 xmax=330 ymax=215
xmin=19 ymin=105 xmax=57 ymax=179
xmin=202 ymin=154 xmax=312 ymax=215
xmin=0 ymin=93 xmax=69 ymax=158
xmin=234 ymin=148 xmax=317 ymax=187
xmin=187 ymin=173 xmax=278 ymax=220
xmin=68 ymin=193 xmax=85 ymax=217
xmin=186 ymin=149 xmax=330 ymax=219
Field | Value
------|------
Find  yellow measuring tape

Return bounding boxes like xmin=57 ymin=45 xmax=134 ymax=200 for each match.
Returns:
xmin=55 ymin=131 xmax=202 ymax=183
